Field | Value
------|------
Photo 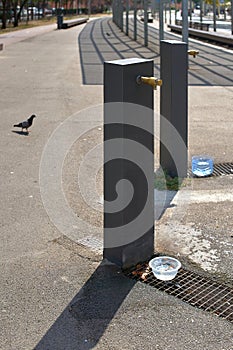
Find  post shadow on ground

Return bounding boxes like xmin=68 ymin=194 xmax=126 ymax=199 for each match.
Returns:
xmin=154 ymin=166 xmax=182 ymax=221
xmin=154 ymin=188 xmax=177 ymax=221
xmin=78 ymin=17 xmax=233 ymax=87
xmin=78 ymin=18 xmax=159 ymax=85
xmin=34 ymin=260 xmax=136 ymax=350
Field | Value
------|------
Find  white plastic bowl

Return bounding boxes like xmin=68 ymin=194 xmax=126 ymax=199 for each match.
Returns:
xmin=149 ymin=256 xmax=181 ymax=281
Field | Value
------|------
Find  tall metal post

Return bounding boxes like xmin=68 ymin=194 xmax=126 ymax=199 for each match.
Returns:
xmin=113 ymin=0 xmax=117 ymax=25
xmin=116 ymin=0 xmax=119 ymax=28
xmin=144 ymin=0 xmax=148 ymax=46
xmin=134 ymin=0 xmax=137 ymax=40
xmin=104 ymin=58 xmax=154 ymax=268
xmin=120 ymin=0 xmax=124 ymax=31
xmin=175 ymin=0 xmax=177 ymax=23
xmin=182 ymin=0 xmax=189 ymax=45
xmin=200 ymin=0 xmax=203 ymax=24
xmin=213 ymin=0 xmax=217 ymax=32
xmin=159 ymin=0 xmax=164 ymax=41
xmin=189 ymin=0 xmax=192 ymax=21
xmin=112 ymin=0 xmax=115 ymax=24
xmin=126 ymin=0 xmax=129 ymax=36
xmin=165 ymin=3 xmax=167 ymax=23
xmin=160 ymin=40 xmax=188 ymax=178
xmin=231 ymin=0 xmax=233 ymax=35
xmin=169 ymin=4 xmax=172 ymax=25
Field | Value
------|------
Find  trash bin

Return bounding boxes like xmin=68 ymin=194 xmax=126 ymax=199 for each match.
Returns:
xmin=57 ymin=14 xmax=63 ymax=29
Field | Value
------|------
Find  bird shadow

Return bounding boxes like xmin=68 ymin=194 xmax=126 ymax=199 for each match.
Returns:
xmin=12 ymin=130 xmax=29 ymax=136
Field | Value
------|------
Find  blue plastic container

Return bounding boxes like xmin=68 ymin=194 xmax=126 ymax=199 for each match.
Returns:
xmin=192 ymin=156 xmax=214 ymax=177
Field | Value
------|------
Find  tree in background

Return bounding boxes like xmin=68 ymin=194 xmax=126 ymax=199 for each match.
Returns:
xmin=11 ymin=0 xmax=27 ymax=27
xmin=1 ymin=0 xmax=10 ymax=29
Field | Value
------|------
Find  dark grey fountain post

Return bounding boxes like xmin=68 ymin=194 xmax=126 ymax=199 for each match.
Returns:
xmin=160 ymin=40 xmax=188 ymax=178
xmin=104 ymin=58 xmax=155 ymax=268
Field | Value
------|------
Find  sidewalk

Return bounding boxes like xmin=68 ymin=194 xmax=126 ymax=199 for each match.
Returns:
xmin=0 ymin=18 xmax=232 ymax=350
xmin=0 ymin=23 xmax=57 ymax=47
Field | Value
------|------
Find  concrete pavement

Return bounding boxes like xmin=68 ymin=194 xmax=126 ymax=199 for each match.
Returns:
xmin=0 ymin=17 xmax=233 ymax=350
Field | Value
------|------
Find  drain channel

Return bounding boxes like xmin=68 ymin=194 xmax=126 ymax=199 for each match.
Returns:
xmin=212 ymin=162 xmax=233 ymax=176
xmin=124 ymin=260 xmax=233 ymax=323
xmin=188 ymin=162 xmax=233 ymax=177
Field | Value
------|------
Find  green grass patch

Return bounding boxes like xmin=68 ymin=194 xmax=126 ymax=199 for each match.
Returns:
xmin=0 ymin=15 xmax=90 ymax=35
xmin=0 ymin=17 xmax=56 ymax=34
xmin=154 ymin=168 xmax=185 ymax=191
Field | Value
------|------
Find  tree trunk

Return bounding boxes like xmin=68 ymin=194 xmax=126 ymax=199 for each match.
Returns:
xmin=13 ymin=8 xmax=18 ymax=27
xmin=1 ymin=0 xmax=7 ymax=29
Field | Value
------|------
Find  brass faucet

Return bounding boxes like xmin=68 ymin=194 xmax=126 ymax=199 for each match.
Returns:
xmin=188 ymin=50 xmax=199 ymax=58
xmin=136 ymin=76 xmax=162 ymax=90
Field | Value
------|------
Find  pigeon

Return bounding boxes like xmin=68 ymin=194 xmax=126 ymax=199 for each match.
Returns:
xmin=13 ymin=114 xmax=36 ymax=132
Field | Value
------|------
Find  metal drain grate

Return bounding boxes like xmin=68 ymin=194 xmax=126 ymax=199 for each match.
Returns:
xmin=212 ymin=163 xmax=233 ymax=176
xmin=188 ymin=162 xmax=233 ymax=177
xmin=124 ymin=260 xmax=233 ymax=323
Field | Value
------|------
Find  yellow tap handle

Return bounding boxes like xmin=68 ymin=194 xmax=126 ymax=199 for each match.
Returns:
xmin=188 ymin=50 xmax=199 ymax=58
xmin=136 ymin=76 xmax=162 ymax=90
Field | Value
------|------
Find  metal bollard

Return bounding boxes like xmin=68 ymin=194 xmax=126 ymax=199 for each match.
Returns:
xmin=144 ymin=0 xmax=148 ymax=46
xmin=133 ymin=0 xmax=137 ymax=41
xmin=126 ymin=0 xmax=129 ymax=36
xmin=104 ymin=58 xmax=156 ymax=268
